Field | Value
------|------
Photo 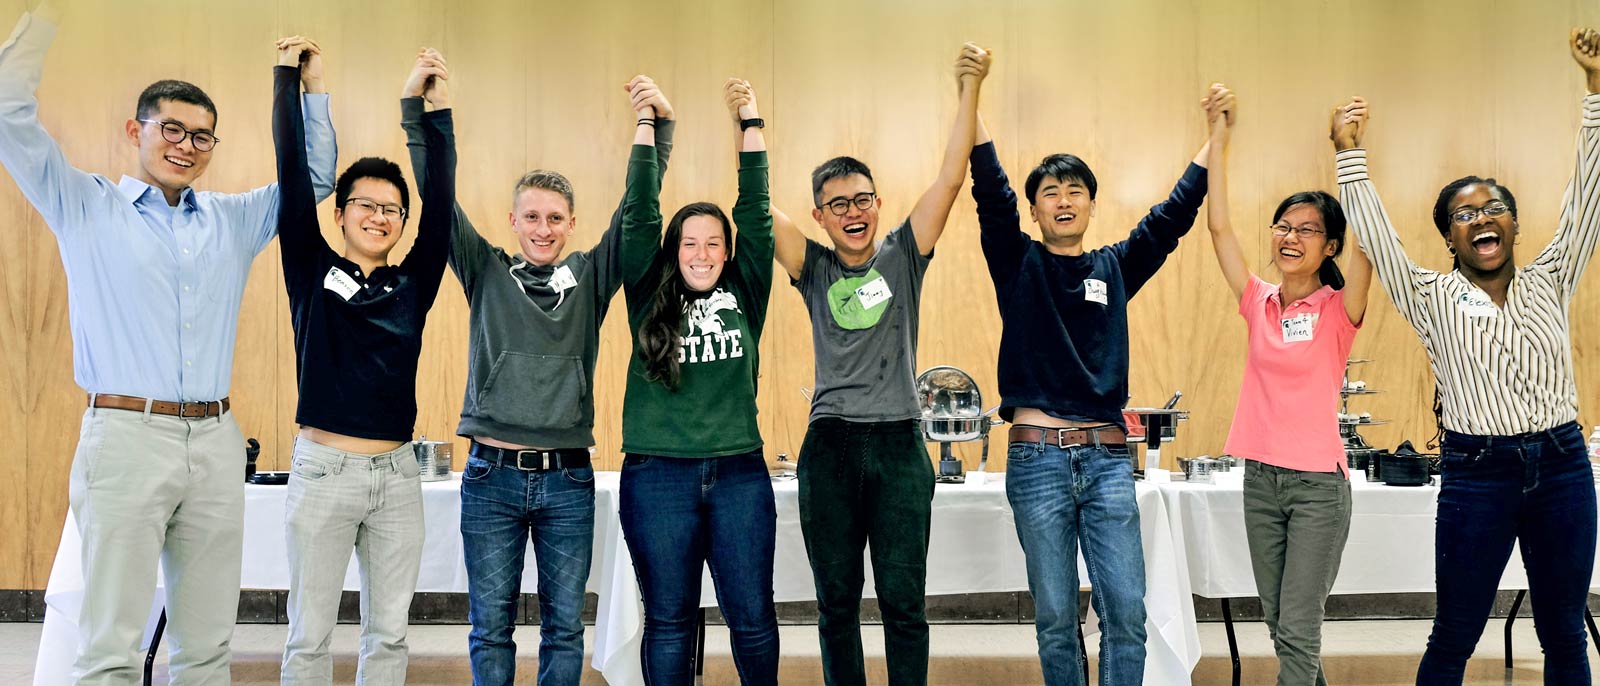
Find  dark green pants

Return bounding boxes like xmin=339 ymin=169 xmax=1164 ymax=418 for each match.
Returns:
xmin=798 ymin=418 xmax=935 ymax=686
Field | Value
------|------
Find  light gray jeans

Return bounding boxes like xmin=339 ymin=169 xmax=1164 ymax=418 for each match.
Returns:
xmin=1243 ymin=459 xmax=1353 ymax=686
xmin=281 ymin=438 xmax=423 ymax=685
xmin=68 ymin=405 xmax=246 ymax=686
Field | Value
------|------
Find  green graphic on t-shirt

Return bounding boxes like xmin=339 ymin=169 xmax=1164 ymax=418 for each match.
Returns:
xmin=827 ymin=269 xmax=892 ymax=330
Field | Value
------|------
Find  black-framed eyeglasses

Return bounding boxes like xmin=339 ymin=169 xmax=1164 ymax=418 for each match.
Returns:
xmin=820 ymin=192 xmax=876 ymax=216
xmin=1269 ymin=223 xmax=1325 ymax=239
xmin=345 ymin=197 xmax=407 ymax=221
xmin=138 ymin=119 xmax=218 ymax=152
xmin=1449 ymin=202 xmax=1510 ymax=226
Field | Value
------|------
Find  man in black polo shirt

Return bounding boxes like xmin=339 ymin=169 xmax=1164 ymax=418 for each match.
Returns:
xmin=273 ymin=45 xmax=456 ymax=683
xmin=968 ymin=117 xmax=1209 ymax=685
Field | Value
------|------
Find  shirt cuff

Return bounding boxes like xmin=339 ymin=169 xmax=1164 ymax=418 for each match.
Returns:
xmin=302 ymin=92 xmax=331 ymax=121
xmin=400 ymin=96 xmax=425 ymax=124
xmin=1335 ymin=149 xmax=1368 ymax=184
xmin=1583 ymin=93 xmax=1600 ymax=128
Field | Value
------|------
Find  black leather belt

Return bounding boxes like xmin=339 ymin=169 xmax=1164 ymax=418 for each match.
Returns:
xmin=469 ymin=441 xmax=592 ymax=471
xmin=1009 ymin=424 xmax=1127 ymax=449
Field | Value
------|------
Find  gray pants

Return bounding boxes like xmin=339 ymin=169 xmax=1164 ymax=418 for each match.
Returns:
xmin=68 ymin=406 xmax=246 ymax=685
xmin=1243 ymin=460 xmax=1352 ymax=686
xmin=281 ymin=438 xmax=424 ymax=685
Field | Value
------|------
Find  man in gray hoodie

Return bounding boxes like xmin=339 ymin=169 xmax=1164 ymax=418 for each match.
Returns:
xmin=402 ymin=59 xmax=674 ymax=685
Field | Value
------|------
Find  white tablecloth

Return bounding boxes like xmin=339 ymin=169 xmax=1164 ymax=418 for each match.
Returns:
xmin=36 ymin=472 xmax=1201 ymax=686
xmin=1158 ymin=474 xmax=1600 ymax=598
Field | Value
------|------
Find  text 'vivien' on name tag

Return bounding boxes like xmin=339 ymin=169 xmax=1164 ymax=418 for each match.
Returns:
xmin=323 ymin=266 xmax=360 ymax=301
xmin=1280 ymin=312 xmax=1318 ymax=343
xmin=855 ymin=276 xmax=893 ymax=309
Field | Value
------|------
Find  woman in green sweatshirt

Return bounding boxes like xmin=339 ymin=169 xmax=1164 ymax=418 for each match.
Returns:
xmin=617 ymin=77 xmax=778 ymax=685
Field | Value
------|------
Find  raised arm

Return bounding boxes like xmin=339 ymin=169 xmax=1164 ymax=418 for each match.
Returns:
xmin=0 ymin=6 xmax=103 ymax=233
xmin=771 ymin=207 xmax=808 ymax=281
xmin=594 ymin=75 xmax=675 ymax=295
xmin=1202 ymin=83 xmax=1249 ymax=302
xmin=1332 ymin=97 xmax=1432 ymax=329
xmin=724 ymin=78 xmax=774 ymax=305
xmin=273 ymin=38 xmax=332 ymax=276
xmin=1533 ymin=27 xmax=1600 ymax=298
xmin=402 ymin=49 xmax=455 ymax=304
xmin=968 ymin=115 xmax=1030 ymax=293
xmin=618 ymin=76 xmax=664 ymax=290
xmin=907 ymin=42 xmax=991 ymax=255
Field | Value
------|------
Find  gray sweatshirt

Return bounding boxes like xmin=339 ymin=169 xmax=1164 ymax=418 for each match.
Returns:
xmin=402 ymin=97 xmax=673 ymax=448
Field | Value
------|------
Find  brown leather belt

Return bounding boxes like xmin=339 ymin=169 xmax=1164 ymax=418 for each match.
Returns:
xmin=89 ymin=393 xmax=231 ymax=419
xmin=1009 ymin=424 xmax=1126 ymax=449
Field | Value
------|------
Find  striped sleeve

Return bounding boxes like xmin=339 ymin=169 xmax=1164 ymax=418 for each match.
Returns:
xmin=1532 ymin=94 xmax=1600 ymax=299
xmin=1336 ymin=149 xmax=1436 ymax=332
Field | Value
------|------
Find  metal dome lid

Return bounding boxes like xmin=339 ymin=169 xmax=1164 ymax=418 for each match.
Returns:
xmin=916 ymin=365 xmax=983 ymax=419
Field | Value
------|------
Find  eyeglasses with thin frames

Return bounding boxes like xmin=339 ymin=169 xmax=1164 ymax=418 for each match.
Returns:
xmin=1269 ymin=223 xmax=1325 ymax=239
xmin=345 ymin=197 xmax=407 ymax=221
xmin=1449 ymin=202 xmax=1510 ymax=226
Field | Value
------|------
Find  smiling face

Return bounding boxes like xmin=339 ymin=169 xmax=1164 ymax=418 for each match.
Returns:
xmin=811 ymin=173 xmax=881 ymax=261
xmin=510 ymin=187 xmax=576 ymax=266
xmin=1029 ymin=175 xmax=1096 ymax=247
xmin=1270 ymin=203 xmax=1338 ymax=280
xmin=677 ymin=214 xmax=729 ymax=292
xmin=126 ymin=100 xmax=214 ymax=197
xmin=1443 ymin=183 xmax=1517 ymax=274
xmin=333 ymin=177 xmax=406 ymax=263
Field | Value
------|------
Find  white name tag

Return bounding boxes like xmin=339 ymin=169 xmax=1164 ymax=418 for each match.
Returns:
xmin=1084 ymin=278 xmax=1108 ymax=305
xmin=1280 ymin=312 xmax=1318 ymax=343
xmin=323 ymin=266 xmax=360 ymax=301
xmin=1456 ymin=292 xmax=1498 ymax=318
xmin=855 ymin=276 xmax=893 ymax=309
xmin=549 ymin=264 xmax=577 ymax=293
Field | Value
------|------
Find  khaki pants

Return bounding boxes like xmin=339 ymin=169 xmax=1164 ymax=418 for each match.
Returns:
xmin=67 ymin=405 xmax=246 ymax=685
xmin=1243 ymin=460 xmax=1352 ymax=686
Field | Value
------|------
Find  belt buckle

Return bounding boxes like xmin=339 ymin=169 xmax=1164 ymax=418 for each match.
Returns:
xmin=1054 ymin=428 xmax=1084 ymax=450
xmin=516 ymin=450 xmax=552 ymax=471
xmin=178 ymin=401 xmax=209 ymax=419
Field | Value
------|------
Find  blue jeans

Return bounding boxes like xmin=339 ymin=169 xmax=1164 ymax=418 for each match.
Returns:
xmin=459 ymin=456 xmax=596 ymax=686
xmin=619 ymin=450 xmax=779 ymax=686
xmin=1417 ymin=421 xmax=1596 ymax=686
xmin=1006 ymin=439 xmax=1147 ymax=686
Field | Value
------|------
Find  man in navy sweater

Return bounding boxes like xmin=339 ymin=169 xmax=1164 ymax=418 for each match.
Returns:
xmin=969 ymin=117 xmax=1210 ymax=686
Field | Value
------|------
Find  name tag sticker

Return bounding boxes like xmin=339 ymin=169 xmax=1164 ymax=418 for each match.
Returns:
xmin=855 ymin=276 xmax=893 ymax=310
xmin=1280 ymin=312 xmax=1318 ymax=343
xmin=550 ymin=264 xmax=578 ymax=293
xmin=1084 ymin=278 xmax=1108 ymax=305
xmin=323 ymin=266 xmax=360 ymax=301
xmin=1456 ymin=292 xmax=1498 ymax=318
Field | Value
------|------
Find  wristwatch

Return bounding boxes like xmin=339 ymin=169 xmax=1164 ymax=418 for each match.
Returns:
xmin=740 ymin=117 xmax=765 ymax=131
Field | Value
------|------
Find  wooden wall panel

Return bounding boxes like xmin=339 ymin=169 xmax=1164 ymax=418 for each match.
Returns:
xmin=4 ymin=0 xmax=1599 ymax=587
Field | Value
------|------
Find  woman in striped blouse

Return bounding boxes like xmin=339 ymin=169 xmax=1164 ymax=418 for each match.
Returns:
xmin=1336 ymin=29 xmax=1600 ymax=684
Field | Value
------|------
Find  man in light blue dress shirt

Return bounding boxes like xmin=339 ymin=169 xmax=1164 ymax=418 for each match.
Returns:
xmin=0 ymin=2 xmax=337 ymax=683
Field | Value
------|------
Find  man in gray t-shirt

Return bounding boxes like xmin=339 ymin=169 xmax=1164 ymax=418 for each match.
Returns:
xmin=772 ymin=43 xmax=990 ymax=686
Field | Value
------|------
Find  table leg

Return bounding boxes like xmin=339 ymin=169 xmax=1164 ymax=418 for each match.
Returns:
xmin=694 ymin=607 xmax=707 ymax=685
xmin=1505 ymin=589 xmax=1525 ymax=670
xmin=143 ymin=609 xmax=166 ymax=686
xmin=1078 ymin=619 xmax=1089 ymax=683
xmin=1221 ymin=598 xmax=1240 ymax=686
xmin=1585 ymin=600 xmax=1599 ymax=662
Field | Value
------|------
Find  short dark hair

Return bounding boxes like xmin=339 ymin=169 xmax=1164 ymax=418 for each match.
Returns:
xmin=135 ymin=80 xmax=218 ymax=128
xmin=1273 ymin=191 xmax=1348 ymax=290
xmin=335 ymin=157 xmax=411 ymax=218
xmin=1025 ymin=153 xmax=1098 ymax=204
xmin=811 ymin=156 xmax=874 ymax=206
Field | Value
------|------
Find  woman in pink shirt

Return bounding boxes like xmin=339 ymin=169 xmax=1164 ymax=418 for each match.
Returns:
xmin=1203 ymin=84 xmax=1374 ymax=686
